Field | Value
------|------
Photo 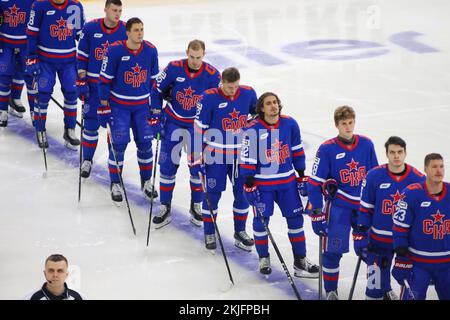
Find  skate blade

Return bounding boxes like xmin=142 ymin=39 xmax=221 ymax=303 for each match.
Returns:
xmin=206 ymin=248 xmax=216 ymax=255
xmin=234 ymin=241 xmax=252 ymax=252
xmin=189 ymin=216 xmax=202 ymax=227
xmin=294 ymin=269 xmax=319 ymax=279
xmin=9 ymin=108 xmax=24 ymax=118
xmin=153 ymin=217 xmax=172 ymax=229
xmin=112 ymin=200 xmax=123 ymax=207
xmin=64 ymin=141 xmax=79 ymax=151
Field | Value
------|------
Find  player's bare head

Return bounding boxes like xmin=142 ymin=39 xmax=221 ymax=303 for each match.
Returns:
xmin=221 ymin=67 xmax=240 ymax=97
xmin=186 ymin=40 xmax=206 ymax=70
xmin=385 ymin=136 xmax=407 ymax=167
xmin=126 ymin=18 xmax=144 ymax=43
xmin=104 ymin=0 xmax=122 ymax=23
xmin=44 ymin=254 xmax=69 ymax=285
xmin=256 ymin=92 xmax=282 ymax=120
xmin=334 ymin=106 xmax=355 ymax=139
xmin=334 ymin=105 xmax=355 ymax=126
xmin=424 ymin=153 xmax=445 ymax=183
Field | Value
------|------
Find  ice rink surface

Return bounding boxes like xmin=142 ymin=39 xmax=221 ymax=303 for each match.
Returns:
xmin=1 ymin=0 xmax=449 ymax=299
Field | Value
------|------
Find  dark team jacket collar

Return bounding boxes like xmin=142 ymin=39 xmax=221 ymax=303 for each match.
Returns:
xmin=182 ymin=60 xmax=205 ymax=79
xmin=50 ymin=0 xmax=69 ymax=11
xmin=41 ymin=282 xmax=69 ymax=300
xmin=424 ymin=181 xmax=447 ymax=202
xmin=386 ymin=163 xmax=411 ymax=182
xmin=100 ymin=18 xmax=121 ymax=35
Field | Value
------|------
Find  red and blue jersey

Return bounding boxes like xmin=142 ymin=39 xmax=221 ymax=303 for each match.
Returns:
xmin=0 ymin=0 xmax=32 ymax=50
xmin=99 ymin=40 xmax=159 ymax=108
xmin=358 ymin=164 xmax=425 ymax=249
xmin=150 ymin=59 xmax=220 ymax=128
xmin=239 ymin=115 xmax=305 ymax=191
xmin=307 ymin=135 xmax=378 ymax=211
xmin=77 ymin=18 xmax=126 ymax=83
xmin=194 ymin=85 xmax=257 ymax=163
xmin=26 ymin=0 xmax=85 ymax=63
xmin=393 ymin=182 xmax=450 ymax=269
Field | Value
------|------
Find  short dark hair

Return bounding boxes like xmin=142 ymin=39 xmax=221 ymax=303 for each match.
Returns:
xmin=221 ymin=67 xmax=240 ymax=83
xmin=105 ymin=0 xmax=122 ymax=7
xmin=256 ymin=92 xmax=283 ymax=119
xmin=384 ymin=136 xmax=406 ymax=153
xmin=45 ymin=254 xmax=68 ymax=266
xmin=424 ymin=153 xmax=443 ymax=167
xmin=126 ymin=17 xmax=143 ymax=32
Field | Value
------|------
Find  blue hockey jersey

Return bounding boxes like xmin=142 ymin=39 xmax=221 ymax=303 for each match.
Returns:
xmin=0 ymin=0 xmax=32 ymax=50
xmin=307 ymin=135 xmax=378 ymax=211
xmin=239 ymin=115 xmax=305 ymax=191
xmin=99 ymin=40 xmax=159 ymax=108
xmin=358 ymin=164 xmax=425 ymax=249
xmin=194 ymin=85 xmax=257 ymax=163
xmin=393 ymin=182 xmax=450 ymax=269
xmin=26 ymin=0 xmax=85 ymax=63
xmin=150 ymin=59 xmax=221 ymax=127
xmin=77 ymin=18 xmax=126 ymax=83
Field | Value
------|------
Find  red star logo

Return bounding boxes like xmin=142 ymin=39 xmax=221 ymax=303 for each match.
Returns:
xmin=346 ymin=158 xmax=359 ymax=171
xmin=57 ymin=16 xmax=66 ymax=28
xmin=272 ymin=139 xmax=283 ymax=150
xmin=131 ymin=63 xmax=141 ymax=74
xmin=9 ymin=4 xmax=19 ymax=15
xmin=431 ymin=210 xmax=445 ymax=224
xmin=390 ymin=190 xmax=406 ymax=204
xmin=101 ymin=41 xmax=109 ymax=51
xmin=229 ymin=108 xmax=240 ymax=120
xmin=184 ymin=86 xmax=195 ymax=97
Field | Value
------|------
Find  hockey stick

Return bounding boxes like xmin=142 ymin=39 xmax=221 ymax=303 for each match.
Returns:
xmin=319 ymin=235 xmax=323 ymax=300
xmin=77 ymin=96 xmax=85 ymax=203
xmin=402 ymin=279 xmax=416 ymax=300
xmin=199 ymin=172 xmax=234 ymax=286
xmin=348 ymin=255 xmax=362 ymax=300
xmin=252 ymin=205 xmax=302 ymax=300
xmin=107 ymin=123 xmax=136 ymax=236
xmin=146 ymin=133 xmax=161 ymax=246
xmin=32 ymin=77 xmax=48 ymax=173
xmin=50 ymin=96 xmax=83 ymax=128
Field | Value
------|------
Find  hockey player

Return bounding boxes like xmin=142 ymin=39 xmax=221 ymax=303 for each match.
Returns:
xmin=355 ymin=136 xmax=425 ymax=300
xmin=307 ymin=106 xmax=378 ymax=300
xmin=240 ymin=92 xmax=319 ymax=278
xmin=99 ymin=17 xmax=159 ymax=203
xmin=192 ymin=67 xmax=257 ymax=252
xmin=0 ymin=0 xmax=34 ymax=126
xmin=392 ymin=153 xmax=450 ymax=300
xmin=149 ymin=39 xmax=221 ymax=228
xmin=77 ymin=0 xmax=127 ymax=178
xmin=25 ymin=0 xmax=85 ymax=149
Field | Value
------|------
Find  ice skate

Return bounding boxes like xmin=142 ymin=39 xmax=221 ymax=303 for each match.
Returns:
xmin=63 ymin=128 xmax=80 ymax=151
xmin=293 ymin=255 xmax=319 ymax=278
xmin=204 ymin=233 xmax=216 ymax=252
xmin=234 ymin=230 xmax=254 ymax=252
xmin=152 ymin=203 xmax=171 ymax=229
xmin=36 ymin=130 xmax=48 ymax=149
xmin=0 ymin=111 xmax=8 ymax=127
xmin=9 ymin=97 xmax=26 ymax=118
xmin=259 ymin=256 xmax=272 ymax=278
xmin=326 ymin=290 xmax=339 ymax=300
xmin=141 ymin=179 xmax=158 ymax=201
xmin=383 ymin=290 xmax=399 ymax=300
xmin=110 ymin=183 xmax=124 ymax=203
xmin=80 ymin=160 xmax=92 ymax=178
xmin=189 ymin=201 xmax=203 ymax=227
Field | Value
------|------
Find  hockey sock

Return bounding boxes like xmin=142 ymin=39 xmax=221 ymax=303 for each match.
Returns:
xmin=189 ymin=175 xmax=203 ymax=203
xmin=253 ymin=216 xmax=270 ymax=257
xmin=232 ymin=188 xmax=249 ymax=232
xmin=159 ymin=173 xmax=176 ymax=204
xmin=0 ymin=76 xmax=12 ymax=111
xmin=108 ymin=143 xmax=127 ymax=183
xmin=25 ymin=77 xmax=36 ymax=114
xmin=34 ymin=92 xmax=51 ymax=131
xmin=286 ymin=216 xmax=306 ymax=257
xmin=81 ymin=128 xmax=98 ymax=161
xmin=63 ymin=91 xmax=77 ymax=129
xmin=322 ymin=252 xmax=342 ymax=292
xmin=137 ymin=146 xmax=153 ymax=182
xmin=202 ymin=192 xmax=220 ymax=235
xmin=11 ymin=78 xmax=24 ymax=99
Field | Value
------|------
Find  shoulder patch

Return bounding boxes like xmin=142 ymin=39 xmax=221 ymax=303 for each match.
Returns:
xmin=412 ymin=167 xmax=425 ymax=177
xmin=240 ymin=85 xmax=253 ymax=91
xmin=204 ymin=88 xmax=218 ymax=95
xmin=144 ymin=40 xmax=156 ymax=49
xmin=323 ymin=138 xmax=336 ymax=145
xmin=170 ymin=60 xmax=183 ymax=68
xmin=407 ymin=183 xmax=422 ymax=191
xmin=204 ymin=63 xmax=218 ymax=75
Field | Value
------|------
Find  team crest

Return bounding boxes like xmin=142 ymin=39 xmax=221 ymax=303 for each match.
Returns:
xmin=207 ymin=178 xmax=216 ymax=189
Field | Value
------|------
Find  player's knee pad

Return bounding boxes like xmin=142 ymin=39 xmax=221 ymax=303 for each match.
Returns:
xmin=0 ymin=75 xmax=12 ymax=87
xmin=160 ymin=163 xmax=178 ymax=177
xmin=136 ymin=142 xmax=152 ymax=152
xmin=286 ymin=215 xmax=304 ymax=230
xmin=206 ymin=192 xmax=221 ymax=209
xmin=37 ymin=92 xmax=52 ymax=104
xmin=112 ymin=143 xmax=127 ymax=154
xmin=83 ymin=118 xmax=99 ymax=132
xmin=63 ymin=90 xmax=77 ymax=102
xmin=253 ymin=216 xmax=270 ymax=233
xmin=322 ymin=252 xmax=342 ymax=267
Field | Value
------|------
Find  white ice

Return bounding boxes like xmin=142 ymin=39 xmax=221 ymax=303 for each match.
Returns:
xmin=1 ymin=0 xmax=449 ymax=300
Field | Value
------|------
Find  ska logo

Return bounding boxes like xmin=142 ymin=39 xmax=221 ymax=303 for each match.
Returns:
xmin=124 ymin=63 xmax=147 ymax=88
xmin=382 ymin=190 xmax=406 ymax=215
xmin=95 ymin=41 xmax=109 ymax=61
xmin=4 ymin=4 xmax=26 ymax=27
xmin=175 ymin=86 xmax=202 ymax=111
xmin=265 ymin=139 xmax=290 ymax=165
xmin=50 ymin=17 xmax=74 ymax=41
xmin=423 ymin=210 xmax=450 ymax=240
xmin=221 ymin=108 xmax=247 ymax=133
xmin=339 ymin=158 xmax=366 ymax=187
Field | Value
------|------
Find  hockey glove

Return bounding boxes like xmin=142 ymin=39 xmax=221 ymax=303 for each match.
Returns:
xmin=97 ymin=101 xmax=111 ymax=128
xmin=310 ymin=208 xmax=328 ymax=236
xmin=76 ymin=77 xmax=89 ymax=100
xmin=352 ymin=227 xmax=369 ymax=260
xmin=244 ymin=178 xmax=260 ymax=207
xmin=148 ymin=109 xmax=164 ymax=136
xmin=188 ymin=156 xmax=206 ymax=178
xmin=392 ymin=254 xmax=413 ymax=286
xmin=296 ymin=176 xmax=309 ymax=197
xmin=25 ymin=55 xmax=41 ymax=76
xmin=322 ymin=178 xmax=338 ymax=200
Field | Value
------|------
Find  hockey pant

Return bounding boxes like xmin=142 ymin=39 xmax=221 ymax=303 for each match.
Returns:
xmin=81 ymin=82 xmax=102 ymax=162
xmin=108 ymin=105 xmax=153 ymax=184
xmin=158 ymin=120 xmax=203 ymax=205
xmin=202 ymin=163 xmax=249 ymax=235
xmin=400 ymin=265 xmax=450 ymax=300
xmin=33 ymin=62 xmax=77 ymax=132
